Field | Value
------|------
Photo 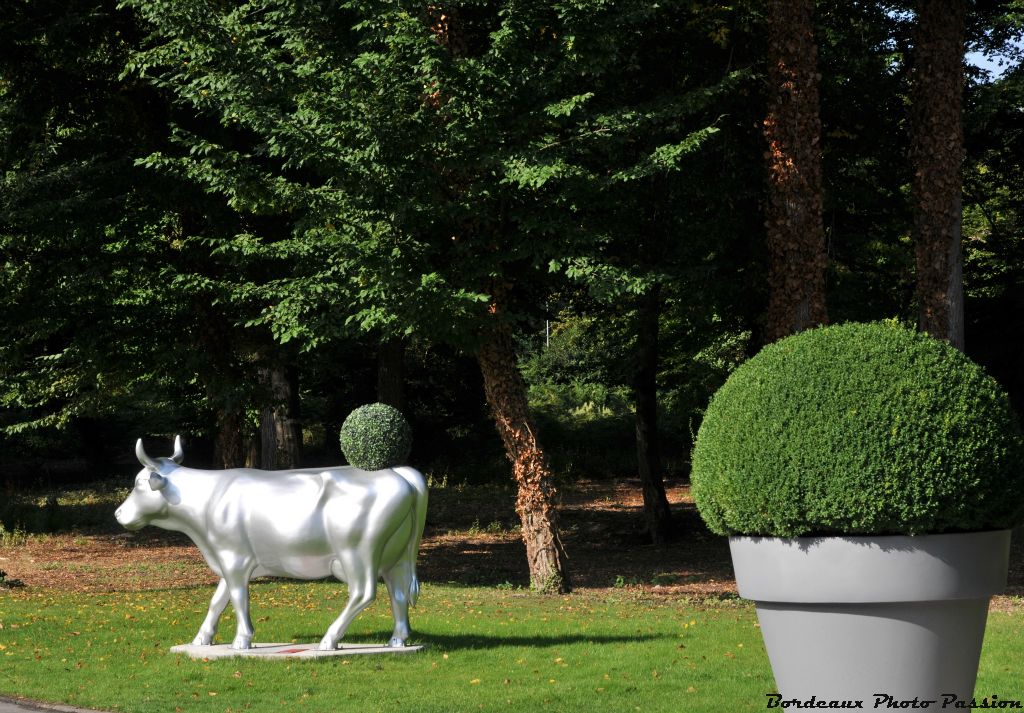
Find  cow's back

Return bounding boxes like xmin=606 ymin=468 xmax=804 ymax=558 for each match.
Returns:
xmin=319 ymin=468 xmax=417 ymax=557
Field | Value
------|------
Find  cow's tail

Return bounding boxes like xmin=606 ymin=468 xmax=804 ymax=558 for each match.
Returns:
xmin=393 ymin=466 xmax=428 ymax=607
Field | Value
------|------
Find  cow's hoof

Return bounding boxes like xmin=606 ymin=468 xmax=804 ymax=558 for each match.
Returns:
xmin=388 ymin=637 xmax=406 ymax=648
xmin=192 ymin=633 xmax=214 ymax=646
xmin=231 ymin=636 xmax=253 ymax=650
xmin=317 ymin=638 xmax=338 ymax=651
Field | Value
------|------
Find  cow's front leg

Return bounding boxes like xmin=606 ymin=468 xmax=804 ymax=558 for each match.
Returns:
xmin=192 ymin=578 xmax=230 ymax=645
xmin=222 ymin=560 xmax=257 ymax=650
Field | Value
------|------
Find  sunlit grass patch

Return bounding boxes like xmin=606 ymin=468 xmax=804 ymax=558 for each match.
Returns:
xmin=1 ymin=582 xmax=776 ymax=712
xmin=3 ymin=582 xmax=1022 ymax=712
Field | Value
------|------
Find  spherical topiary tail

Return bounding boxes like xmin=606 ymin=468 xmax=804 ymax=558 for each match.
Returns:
xmin=340 ymin=403 xmax=413 ymax=471
xmin=394 ymin=466 xmax=428 ymax=607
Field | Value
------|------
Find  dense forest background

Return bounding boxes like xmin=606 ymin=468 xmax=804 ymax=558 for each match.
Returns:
xmin=2 ymin=1 xmax=1022 ymax=588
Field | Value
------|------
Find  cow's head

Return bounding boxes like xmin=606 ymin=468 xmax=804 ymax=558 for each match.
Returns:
xmin=114 ymin=436 xmax=185 ymax=530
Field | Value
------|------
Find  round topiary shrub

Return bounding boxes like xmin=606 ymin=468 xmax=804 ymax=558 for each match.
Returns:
xmin=691 ymin=321 xmax=1024 ymax=537
xmin=340 ymin=403 xmax=413 ymax=471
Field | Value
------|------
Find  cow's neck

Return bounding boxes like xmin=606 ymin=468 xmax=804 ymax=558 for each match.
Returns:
xmin=150 ymin=467 xmax=222 ymax=553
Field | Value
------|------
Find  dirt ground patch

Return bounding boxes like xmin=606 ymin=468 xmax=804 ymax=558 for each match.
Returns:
xmin=2 ymin=479 xmax=1022 ymax=610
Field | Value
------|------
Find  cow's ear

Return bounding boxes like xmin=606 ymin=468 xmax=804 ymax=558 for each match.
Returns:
xmin=149 ymin=473 xmax=167 ymax=491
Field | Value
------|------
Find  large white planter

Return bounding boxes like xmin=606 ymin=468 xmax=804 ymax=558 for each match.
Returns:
xmin=730 ymin=530 xmax=1011 ymax=708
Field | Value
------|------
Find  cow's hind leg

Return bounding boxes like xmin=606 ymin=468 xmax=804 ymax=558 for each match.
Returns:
xmin=319 ymin=554 xmax=377 ymax=651
xmin=192 ymin=577 xmax=230 ymax=645
xmin=382 ymin=563 xmax=414 ymax=647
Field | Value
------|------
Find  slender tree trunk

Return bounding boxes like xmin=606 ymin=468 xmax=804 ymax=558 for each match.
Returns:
xmin=213 ymin=407 xmax=246 ymax=469
xmin=245 ymin=437 xmax=260 ymax=469
xmin=763 ymin=0 xmax=829 ymax=342
xmin=477 ymin=321 xmax=570 ymax=593
xmin=911 ymin=0 xmax=966 ymax=350
xmin=377 ymin=336 xmax=407 ymax=412
xmin=258 ymin=359 xmax=302 ymax=469
xmin=634 ymin=286 xmax=674 ymax=544
xmin=191 ymin=305 xmax=252 ymax=469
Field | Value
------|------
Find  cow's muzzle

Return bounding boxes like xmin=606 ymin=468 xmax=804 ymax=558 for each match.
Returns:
xmin=114 ymin=506 xmax=144 ymax=530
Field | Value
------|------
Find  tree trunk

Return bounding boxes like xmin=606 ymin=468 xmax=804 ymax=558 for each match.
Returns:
xmin=213 ymin=407 xmax=247 ymax=469
xmin=376 ymin=336 xmax=407 ymax=412
xmin=634 ymin=286 xmax=674 ymax=544
xmin=258 ymin=360 xmax=302 ymax=470
xmin=911 ymin=0 xmax=966 ymax=350
xmin=245 ymin=437 xmax=260 ymax=469
xmin=763 ymin=0 xmax=829 ymax=342
xmin=477 ymin=322 xmax=570 ymax=593
xmin=191 ymin=303 xmax=252 ymax=469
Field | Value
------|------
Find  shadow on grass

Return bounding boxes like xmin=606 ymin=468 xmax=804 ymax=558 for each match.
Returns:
xmin=284 ymin=631 xmax=670 ymax=651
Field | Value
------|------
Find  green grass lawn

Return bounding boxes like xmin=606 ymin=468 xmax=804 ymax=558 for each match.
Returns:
xmin=974 ymin=613 xmax=1024 ymax=703
xmin=1 ymin=583 xmax=771 ymax=712
xmin=2 ymin=480 xmax=1023 ymax=711
xmin=2 ymin=582 xmax=1023 ymax=712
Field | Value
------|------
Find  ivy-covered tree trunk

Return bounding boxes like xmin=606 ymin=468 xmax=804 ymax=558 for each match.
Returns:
xmin=633 ymin=286 xmax=674 ymax=544
xmin=911 ymin=0 xmax=966 ymax=350
xmin=376 ymin=336 xmax=406 ymax=412
xmin=258 ymin=360 xmax=302 ymax=469
xmin=477 ymin=322 xmax=570 ymax=593
xmin=763 ymin=0 xmax=829 ymax=342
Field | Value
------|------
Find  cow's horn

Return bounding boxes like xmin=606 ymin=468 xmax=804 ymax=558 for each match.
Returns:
xmin=170 ymin=435 xmax=185 ymax=464
xmin=135 ymin=438 xmax=160 ymax=472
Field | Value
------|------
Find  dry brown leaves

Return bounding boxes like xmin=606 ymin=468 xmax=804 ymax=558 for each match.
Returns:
xmin=2 ymin=479 xmax=1021 ymax=610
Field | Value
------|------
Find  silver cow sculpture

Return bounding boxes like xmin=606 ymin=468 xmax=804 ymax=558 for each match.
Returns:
xmin=115 ymin=436 xmax=427 ymax=650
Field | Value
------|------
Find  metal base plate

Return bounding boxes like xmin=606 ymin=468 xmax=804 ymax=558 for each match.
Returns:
xmin=169 ymin=643 xmax=426 ymax=660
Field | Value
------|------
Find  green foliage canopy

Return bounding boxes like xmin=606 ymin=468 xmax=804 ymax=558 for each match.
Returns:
xmin=120 ymin=0 xmax=737 ymax=349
